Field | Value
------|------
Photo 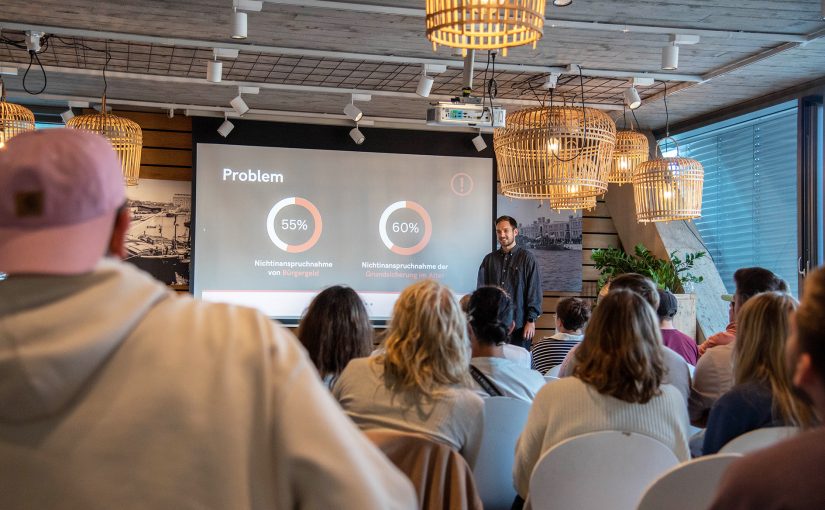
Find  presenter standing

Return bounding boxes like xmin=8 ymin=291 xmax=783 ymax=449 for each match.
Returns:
xmin=477 ymin=216 xmax=542 ymax=349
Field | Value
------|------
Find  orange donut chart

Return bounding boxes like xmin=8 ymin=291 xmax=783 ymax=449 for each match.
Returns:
xmin=266 ymin=197 xmax=323 ymax=253
xmin=378 ymin=200 xmax=433 ymax=256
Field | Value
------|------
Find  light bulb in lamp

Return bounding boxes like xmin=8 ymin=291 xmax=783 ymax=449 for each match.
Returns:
xmin=663 ymin=189 xmax=673 ymax=199
xmin=547 ymin=138 xmax=560 ymax=154
xmin=618 ymin=157 xmax=629 ymax=170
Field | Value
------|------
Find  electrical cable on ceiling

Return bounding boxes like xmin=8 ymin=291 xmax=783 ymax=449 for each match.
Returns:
xmin=1 ymin=34 xmax=115 ymax=97
xmin=547 ymin=64 xmax=589 ymax=163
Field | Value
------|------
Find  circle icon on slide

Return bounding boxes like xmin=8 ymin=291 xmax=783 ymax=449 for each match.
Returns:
xmin=378 ymin=201 xmax=433 ymax=255
xmin=266 ymin=197 xmax=323 ymax=253
xmin=450 ymin=172 xmax=474 ymax=196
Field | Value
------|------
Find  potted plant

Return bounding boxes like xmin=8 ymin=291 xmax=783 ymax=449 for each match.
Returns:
xmin=590 ymin=243 xmax=706 ymax=293
xmin=591 ymin=243 xmax=706 ymax=339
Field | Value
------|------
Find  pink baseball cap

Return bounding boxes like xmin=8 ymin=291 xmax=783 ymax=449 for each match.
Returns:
xmin=0 ymin=128 xmax=126 ymax=275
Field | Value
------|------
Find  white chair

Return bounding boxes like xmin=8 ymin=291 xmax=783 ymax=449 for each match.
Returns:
xmin=545 ymin=364 xmax=562 ymax=377
xmin=527 ymin=431 xmax=679 ymax=510
xmin=636 ymin=453 xmax=743 ymax=510
xmin=472 ymin=397 xmax=531 ymax=510
xmin=719 ymin=426 xmax=799 ymax=455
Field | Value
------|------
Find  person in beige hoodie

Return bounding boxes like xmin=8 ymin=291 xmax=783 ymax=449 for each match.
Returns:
xmin=0 ymin=129 xmax=416 ymax=510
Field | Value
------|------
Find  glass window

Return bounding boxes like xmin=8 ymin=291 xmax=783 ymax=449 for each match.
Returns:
xmin=671 ymin=101 xmax=799 ymax=296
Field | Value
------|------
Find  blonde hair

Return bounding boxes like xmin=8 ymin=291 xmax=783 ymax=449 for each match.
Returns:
xmin=734 ymin=291 xmax=816 ymax=427
xmin=574 ymin=289 xmax=664 ymax=403
xmin=377 ymin=280 xmax=472 ymax=401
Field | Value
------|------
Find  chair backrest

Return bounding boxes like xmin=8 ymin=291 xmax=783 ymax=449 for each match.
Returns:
xmin=528 ymin=431 xmax=679 ymax=510
xmin=546 ymin=364 xmax=562 ymax=377
xmin=364 ymin=428 xmax=483 ymax=510
xmin=719 ymin=426 xmax=799 ymax=455
xmin=472 ymin=397 xmax=531 ymax=510
xmin=636 ymin=453 xmax=743 ymax=510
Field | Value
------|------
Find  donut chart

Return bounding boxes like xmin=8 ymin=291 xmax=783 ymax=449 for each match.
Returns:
xmin=378 ymin=201 xmax=433 ymax=255
xmin=266 ymin=197 xmax=323 ymax=253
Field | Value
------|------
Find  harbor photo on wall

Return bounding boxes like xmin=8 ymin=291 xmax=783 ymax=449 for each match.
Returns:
xmin=496 ymin=195 xmax=583 ymax=293
xmin=125 ymin=179 xmax=191 ymax=287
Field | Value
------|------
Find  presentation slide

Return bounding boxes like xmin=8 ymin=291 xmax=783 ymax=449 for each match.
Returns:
xmin=193 ymin=143 xmax=493 ymax=323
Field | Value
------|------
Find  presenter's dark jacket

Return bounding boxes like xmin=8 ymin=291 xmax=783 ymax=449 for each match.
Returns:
xmin=477 ymin=245 xmax=542 ymax=329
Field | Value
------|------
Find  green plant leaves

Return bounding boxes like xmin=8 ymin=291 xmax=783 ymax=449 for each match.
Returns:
xmin=590 ymin=243 xmax=706 ymax=293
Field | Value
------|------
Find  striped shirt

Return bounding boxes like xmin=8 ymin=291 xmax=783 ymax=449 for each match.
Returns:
xmin=531 ymin=332 xmax=583 ymax=375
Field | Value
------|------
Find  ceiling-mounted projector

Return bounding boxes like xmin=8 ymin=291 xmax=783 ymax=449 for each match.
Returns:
xmin=426 ymin=102 xmax=505 ymax=128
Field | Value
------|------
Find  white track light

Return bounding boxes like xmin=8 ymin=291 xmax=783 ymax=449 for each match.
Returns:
xmin=349 ymin=126 xmax=365 ymax=145
xmin=232 ymin=11 xmax=247 ymax=39
xmin=343 ymin=102 xmax=363 ymax=122
xmin=472 ymin=133 xmax=487 ymax=152
xmin=207 ymin=60 xmax=223 ymax=83
xmin=624 ymin=86 xmax=642 ymax=110
xmin=542 ymin=73 xmax=559 ymax=90
xmin=60 ymin=109 xmax=74 ymax=123
xmin=553 ymin=0 xmax=572 ymax=5
xmin=416 ymin=74 xmax=434 ymax=97
xmin=218 ymin=118 xmax=235 ymax=137
xmin=230 ymin=95 xmax=249 ymax=116
xmin=662 ymin=44 xmax=679 ymax=70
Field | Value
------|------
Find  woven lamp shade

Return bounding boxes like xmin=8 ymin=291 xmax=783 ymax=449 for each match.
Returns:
xmin=68 ymin=108 xmax=143 ymax=186
xmin=425 ymin=0 xmax=545 ymax=56
xmin=0 ymin=97 xmax=36 ymax=148
xmin=550 ymin=195 xmax=598 ymax=211
xmin=494 ymin=106 xmax=616 ymax=199
xmin=632 ymin=156 xmax=704 ymax=222
xmin=609 ymin=130 xmax=649 ymax=184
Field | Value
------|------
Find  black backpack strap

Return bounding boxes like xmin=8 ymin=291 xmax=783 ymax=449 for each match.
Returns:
xmin=470 ymin=364 xmax=504 ymax=397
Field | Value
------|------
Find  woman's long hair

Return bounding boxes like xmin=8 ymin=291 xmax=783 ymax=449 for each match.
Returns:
xmin=298 ymin=285 xmax=372 ymax=380
xmin=378 ymin=280 xmax=471 ymax=400
xmin=574 ymin=289 xmax=665 ymax=403
xmin=734 ymin=291 xmax=816 ymax=427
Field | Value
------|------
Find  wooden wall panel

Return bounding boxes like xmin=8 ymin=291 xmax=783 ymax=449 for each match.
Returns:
xmin=105 ymin=110 xmax=194 ymax=182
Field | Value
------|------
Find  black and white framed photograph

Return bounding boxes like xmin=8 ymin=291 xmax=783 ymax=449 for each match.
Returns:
xmin=496 ymin=195 xmax=583 ymax=293
xmin=125 ymin=179 xmax=191 ymax=287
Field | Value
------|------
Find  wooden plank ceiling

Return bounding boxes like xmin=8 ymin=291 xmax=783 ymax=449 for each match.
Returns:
xmin=0 ymin=0 xmax=823 ymax=130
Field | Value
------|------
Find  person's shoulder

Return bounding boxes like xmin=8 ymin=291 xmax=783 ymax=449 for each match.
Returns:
xmin=535 ymin=375 xmax=584 ymax=401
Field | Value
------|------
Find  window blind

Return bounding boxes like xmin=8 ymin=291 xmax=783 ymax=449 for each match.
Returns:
xmin=672 ymin=102 xmax=798 ymax=296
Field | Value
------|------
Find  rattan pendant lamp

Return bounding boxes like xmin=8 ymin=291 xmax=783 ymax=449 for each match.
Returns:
xmin=0 ymin=78 xmax=36 ymax=149
xmin=425 ymin=0 xmax=546 ymax=56
xmin=609 ymin=107 xmax=649 ymax=184
xmin=549 ymin=194 xmax=598 ymax=211
xmin=494 ymin=76 xmax=617 ymax=200
xmin=66 ymin=54 xmax=143 ymax=186
xmin=632 ymin=82 xmax=704 ymax=222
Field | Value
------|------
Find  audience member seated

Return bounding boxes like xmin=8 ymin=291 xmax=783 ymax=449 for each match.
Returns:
xmin=689 ymin=267 xmax=788 ymax=426
xmin=530 ymin=297 xmax=590 ymax=375
xmin=657 ymin=289 xmax=699 ymax=365
xmin=466 ymin=286 xmax=545 ymax=400
xmin=334 ymin=279 xmax=485 ymax=467
xmin=297 ymin=285 xmax=373 ymax=388
xmin=460 ymin=293 xmax=530 ymax=368
xmin=698 ymin=294 xmax=737 ymax=356
xmin=708 ymin=267 xmax=825 ymax=510
xmin=513 ymin=289 xmax=690 ymax=500
xmin=702 ymin=292 xmax=815 ymax=454
xmin=0 ymin=129 xmax=416 ymax=509
xmin=558 ymin=273 xmax=691 ymax=403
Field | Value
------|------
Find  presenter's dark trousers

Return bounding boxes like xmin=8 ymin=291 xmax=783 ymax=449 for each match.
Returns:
xmin=509 ymin=327 xmax=529 ymax=350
